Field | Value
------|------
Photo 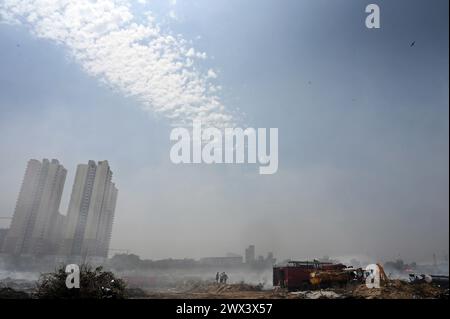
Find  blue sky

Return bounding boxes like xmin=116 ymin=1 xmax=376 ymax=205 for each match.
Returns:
xmin=0 ymin=0 xmax=448 ymax=262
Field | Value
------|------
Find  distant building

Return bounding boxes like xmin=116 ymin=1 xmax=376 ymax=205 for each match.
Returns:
xmin=266 ymin=252 xmax=276 ymax=266
xmin=1 ymin=159 xmax=67 ymax=256
xmin=245 ymin=245 xmax=255 ymax=264
xmin=244 ymin=245 xmax=276 ymax=268
xmin=199 ymin=256 xmax=243 ymax=267
xmin=50 ymin=213 xmax=66 ymax=249
xmin=0 ymin=228 xmax=8 ymax=250
xmin=60 ymin=161 xmax=118 ymax=261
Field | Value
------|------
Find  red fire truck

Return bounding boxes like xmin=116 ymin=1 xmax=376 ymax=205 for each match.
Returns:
xmin=273 ymin=260 xmax=346 ymax=291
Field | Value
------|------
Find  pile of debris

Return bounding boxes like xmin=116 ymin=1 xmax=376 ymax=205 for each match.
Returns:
xmin=215 ymin=282 xmax=264 ymax=293
xmin=349 ymin=280 xmax=445 ymax=299
xmin=285 ymin=280 xmax=448 ymax=299
xmin=184 ymin=281 xmax=264 ymax=294
xmin=291 ymin=290 xmax=344 ymax=299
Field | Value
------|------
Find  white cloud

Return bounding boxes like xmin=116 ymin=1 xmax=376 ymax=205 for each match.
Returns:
xmin=207 ymin=69 xmax=218 ymax=79
xmin=185 ymin=47 xmax=207 ymax=60
xmin=0 ymin=0 xmax=235 ymax=127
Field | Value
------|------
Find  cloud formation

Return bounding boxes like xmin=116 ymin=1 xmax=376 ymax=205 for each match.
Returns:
xmin=0 ymin=0 xmax=234 ymax=127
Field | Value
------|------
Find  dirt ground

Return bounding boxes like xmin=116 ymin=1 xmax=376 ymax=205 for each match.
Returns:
xmin=136 ymin=280 xmax=449 ymax=299
xmin=1 ymin=278 xmax=448 ymax=299
xmin=347 ymin=280 xmax=447 ymax=299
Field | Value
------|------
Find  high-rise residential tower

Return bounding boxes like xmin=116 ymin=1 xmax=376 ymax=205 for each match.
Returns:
xmin=245 ymin=245 xmax=256 ymax=265
xmin=60 ymin=161 xmax=118 ymax=261
xmin=2 ymin=159 xmax=67 ymax=256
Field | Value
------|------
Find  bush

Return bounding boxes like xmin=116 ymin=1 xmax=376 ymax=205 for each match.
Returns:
xmin=35 ymin=264 xmax=127 ymax=299
xmin=0 ymin=287 xmax=31 ymax=299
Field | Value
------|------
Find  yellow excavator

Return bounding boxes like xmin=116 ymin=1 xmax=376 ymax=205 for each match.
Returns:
xmin=310 ymin=263 xmax=389 ymax=288
xmin=376 ymin=263 xmax=389 ymax=284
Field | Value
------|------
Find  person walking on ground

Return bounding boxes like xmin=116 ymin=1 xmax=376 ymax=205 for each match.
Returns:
xmin=223 ymin=272 xmax=228 ymax=284
xmin=216 ymin=272 xmax=220 ymax=283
